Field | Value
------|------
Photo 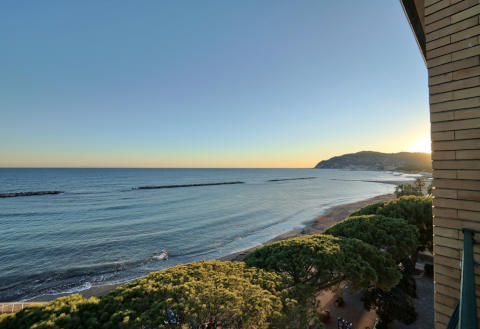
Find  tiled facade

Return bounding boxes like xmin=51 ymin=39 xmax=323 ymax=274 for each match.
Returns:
xmin=421 ymin=0 xmax=480 ymax=328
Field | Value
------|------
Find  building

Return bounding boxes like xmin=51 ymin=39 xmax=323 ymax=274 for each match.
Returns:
xmin=402 ymin=0 xmax=480 ymax=328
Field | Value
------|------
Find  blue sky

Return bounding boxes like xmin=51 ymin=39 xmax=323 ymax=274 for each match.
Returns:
xmin=0 ymin=1 xmax=429 ymax=168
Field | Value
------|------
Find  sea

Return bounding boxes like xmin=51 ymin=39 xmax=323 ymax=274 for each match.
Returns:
xmin=0 ymin=168 xmax=419 ymax=301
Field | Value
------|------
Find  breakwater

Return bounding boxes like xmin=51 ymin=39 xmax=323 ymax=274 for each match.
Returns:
xmin=267 ymin=177 xmax=316 ymax=182
xmin=133 ymin=181 xmax=245 ymax=190
xmin=0 ymin=191 xmax=63 ymax=198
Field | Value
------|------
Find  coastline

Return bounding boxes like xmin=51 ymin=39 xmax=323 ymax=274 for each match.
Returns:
xmin=220 ymin=192 xmax=395 ymax=261
xmin=28 ymin=192 xmax=395 ymax=302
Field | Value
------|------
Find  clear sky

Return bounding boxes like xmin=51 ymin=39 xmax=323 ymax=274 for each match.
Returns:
xmin=0 ymin=1 xmax=430 ymax=168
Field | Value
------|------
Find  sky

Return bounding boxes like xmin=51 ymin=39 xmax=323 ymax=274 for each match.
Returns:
xmin=0 ymin=1 xmax=430 ymax=168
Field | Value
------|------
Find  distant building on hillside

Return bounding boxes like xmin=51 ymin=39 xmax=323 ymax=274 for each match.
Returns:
xmin=402 ymin=1 xmax=480 ymax=328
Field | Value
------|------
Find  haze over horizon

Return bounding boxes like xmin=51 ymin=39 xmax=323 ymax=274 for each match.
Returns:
xmin=1 ymin=1 xmax=430 ymax=168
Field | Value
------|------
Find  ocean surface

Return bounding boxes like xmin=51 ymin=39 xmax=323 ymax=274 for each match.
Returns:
xmin=0 ymin=168 xmax=419 ymax=301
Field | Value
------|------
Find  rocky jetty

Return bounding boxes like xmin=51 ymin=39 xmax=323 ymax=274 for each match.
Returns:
xmin=315 ymin=151 xmax=431 ymax=172
xmin=133 ymin=181 xmax=245 ymax=190
xmin=267 ymin=177 xmax=316 ymax=182
xmin=0 ymin=191 xmax=64 ymax=198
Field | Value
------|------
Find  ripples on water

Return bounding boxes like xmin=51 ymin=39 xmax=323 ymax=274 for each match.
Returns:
xmin=0 ymin=168 xmax=418 ymax=301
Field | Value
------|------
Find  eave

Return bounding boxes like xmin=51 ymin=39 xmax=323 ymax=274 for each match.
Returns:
xmin=400 ymin=0 xmax=427 ymax=65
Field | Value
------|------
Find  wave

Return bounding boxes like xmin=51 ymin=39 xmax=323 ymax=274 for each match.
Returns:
xmin=0 ymin=250 xmax=173 ymax=302
xmin=59 ymin=282 xmax=92 ymax=294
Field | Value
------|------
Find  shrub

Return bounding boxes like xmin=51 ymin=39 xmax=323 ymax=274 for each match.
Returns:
xmin=324 ymin=215 xmax=418 ymax=262
xmin=0 ymin=261 xmax=296 ymax=329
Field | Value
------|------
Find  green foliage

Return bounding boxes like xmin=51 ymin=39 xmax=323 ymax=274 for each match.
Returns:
xmin=362 ymin=260 xmax=418 ymax=329
xmin=395 ymin=183 xmax=423 ymax=197
xmin=324 ymin=215 xmax=418 ymax=262
xmin=0 ymin=295 xmax=99 ymax=329
xmin=377 ymin=196 xmax=433 ymax=251
xmin=414 ymin=177 xmax=426 ymax=191
xmin=395 ymin=177 xmax=429 ymax=198
xmin=0 ymin=261 xmax=298 ymax=329
xmin=100 ymin=260 xmax=292 ymax=329
xmin=0 ymin=316 xmax=12 ymax=326
xmin=349 ymin=196 xmax=433 ymax=252
xmin=244 ymin=235 xmax=401 ymax=302
xmin=427 ymin=182 xmax=433 ymax=195
xmin=396 ymin=258 xmax=417 ymax=299
xmin=350 ymin=202 xmax=384 ymax=217
xmin=362 ymin=287 xmax=417 ymax=329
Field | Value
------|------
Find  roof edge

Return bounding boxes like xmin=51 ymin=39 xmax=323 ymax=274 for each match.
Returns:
xmin=400 ymin=0 xmax=426 ymax=65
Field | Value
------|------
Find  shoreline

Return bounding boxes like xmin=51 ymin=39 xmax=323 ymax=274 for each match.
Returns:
xmin=220 ymin=193 xmax=395 ymax=261
xmin=28 ymin=192 xmax=395 ymax=302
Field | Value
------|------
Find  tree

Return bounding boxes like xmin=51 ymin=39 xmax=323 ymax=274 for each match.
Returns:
xmin=361 ymin=260 xmax=417 ymax=329
xmin=394 ymin=183 xmax=422 ymax=198
xmin=349 ymin=202 xmax=384 ymax=217
xmin=349 ymin=196 xmax=433 ymax=265
xmin=0 ymin=261 xmax=297 ymax=329
xmin=375 ymin=196 xmax=433 ymax=253
xmin=244 ymin=235 xmax=401 ymax=303
xmin=394 ymin=177 xmax=429 ymax=198
xmin=325 ymin=215 xmax=419 ymax=317
xmin=414 ymin=177 xmax=426 ymax=192
xmin=324 ymin=215 xmax=418 ymax=262
xmin=100 ymin=260 xmax=293 ymax=329
xmin=427 ymin=182 xmax=433 ymax=195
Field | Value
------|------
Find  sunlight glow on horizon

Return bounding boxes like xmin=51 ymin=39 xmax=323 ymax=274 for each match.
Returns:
xmin=408 ymin=137 xmax=431 ymax=154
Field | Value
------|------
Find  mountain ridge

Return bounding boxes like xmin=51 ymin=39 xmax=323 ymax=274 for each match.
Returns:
xmin=314 ymin=151 xmax=432 ymax=172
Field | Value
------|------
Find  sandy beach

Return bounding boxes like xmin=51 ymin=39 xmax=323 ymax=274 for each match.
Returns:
xmin=27 ymin=192 xmax=395 ymax=302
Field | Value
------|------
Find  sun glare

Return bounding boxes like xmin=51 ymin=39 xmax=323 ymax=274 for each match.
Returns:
xmin=408 ymin=137 xmax=431 ymax=153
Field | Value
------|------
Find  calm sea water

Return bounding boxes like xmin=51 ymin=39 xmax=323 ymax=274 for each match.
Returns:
xmin=0 ymin=168 xmax=418 ymax=301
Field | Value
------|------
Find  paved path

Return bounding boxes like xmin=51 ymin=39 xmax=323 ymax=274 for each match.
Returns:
xmin=0 ymin=302 xmax=46 ymax=314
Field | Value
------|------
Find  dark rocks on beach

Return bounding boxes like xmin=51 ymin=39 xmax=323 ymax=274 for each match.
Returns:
xmin=0 ymin=191 xmax=64 ymax=198
xmin=133 ymin=181 xmax=245 ymax=190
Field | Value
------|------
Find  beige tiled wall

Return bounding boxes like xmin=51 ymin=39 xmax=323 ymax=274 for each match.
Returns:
xmin=424 ymin=0 xmax=480 ymax=328
xmin=425 ymin=0 xmax=480 ymax=329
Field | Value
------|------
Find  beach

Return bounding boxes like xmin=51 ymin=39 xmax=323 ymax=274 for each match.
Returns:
xmin=28 ymin=192 xmax=395 ymax=302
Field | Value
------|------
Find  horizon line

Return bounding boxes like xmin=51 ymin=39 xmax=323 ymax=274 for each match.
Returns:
xmin=0 ymin=167 xmax=316 ymax=169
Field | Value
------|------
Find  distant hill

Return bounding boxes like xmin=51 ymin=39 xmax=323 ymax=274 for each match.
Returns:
xmin=314 ymin=151 xmax=432 ymax=172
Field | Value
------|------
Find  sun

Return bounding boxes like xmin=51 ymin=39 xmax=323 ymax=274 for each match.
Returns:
xmin=408 ymin=137 xmax=431 ymax=153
